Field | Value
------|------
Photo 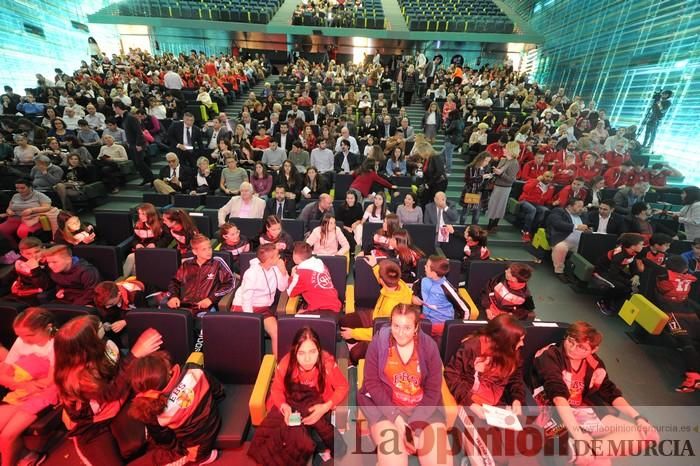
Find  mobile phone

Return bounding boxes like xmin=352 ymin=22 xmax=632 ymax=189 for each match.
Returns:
xmin=288 ymin=412 xmax=302 ymax=426
xmin=404 ymin=425 xmax=415 ymax=447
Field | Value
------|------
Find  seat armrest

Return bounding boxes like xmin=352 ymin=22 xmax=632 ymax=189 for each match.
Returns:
xmin=334 ymin=357 xmax=349 ymax=431
xmin=459 ymin=288 xmax=479 ymax=320
xmin=441 ymin=374 xmax=458 ymax=428
xmin=249 ymin=354 xmax=276 ymax=426
xmin=345 ymin=284 xmax=355 ymax=313
xmin=186 ymin=351 xmax=204 ymax=366
xmin=356 ymin=358 xmax=365 ymax=423
xmin=276 ymin=291 xmax=289 ymax=314
xmin=115 ymin=235 xmax=135 ymax=261
xmin=286 ymin=295 xmax=301 ymax=314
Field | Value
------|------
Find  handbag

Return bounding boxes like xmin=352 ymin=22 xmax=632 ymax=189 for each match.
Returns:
xmin=463 ymin=192 xmax=482 ymax=205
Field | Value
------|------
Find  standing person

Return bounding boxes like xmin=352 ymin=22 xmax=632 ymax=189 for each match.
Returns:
xmin=422 ymin=101 xmax=440 ymax=143
xmin=444 ymin=315 xmax=534 ymax=466
xmin=52 ymin=316 xmax=163 ymax=465
xmin=164 ymin=234 xmax=236 ymax=315
xmin=486 ymin=141 xmax=520 ymax=233
xmin=531 ymin=321 xmax=659 ymax=464
xmin=0 ymin=308 xmax=58 ymax=466
xmin=460 ymin=152 xmax=493 ymax=225
xmin=674 ymin=186 xmax=700 ymax=241
xmin=357 ymin=304 xmax=451 ymax=466
xmin=442 ymin=109 xmax=464 ymax=174
xmin=126 ymin=351 xmax=222 ymax=466
xmin=231 ymin=243 xmax=289 ymax=358
xmin=113 ymin=101 xmax=154 ymax=186
xmin=642 ymin=90 xmax=672 ymax=148
xmin=415 ymin=142 xmax=447 ymax=205
xmin=249 ymin=327 xmax=348 ymax=465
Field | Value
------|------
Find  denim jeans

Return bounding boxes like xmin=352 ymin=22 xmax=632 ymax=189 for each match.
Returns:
xmin=461 ymin=205 xmax=481 ymax=225
xmin=520 ymin=201 xmax=549 ymax=233
xmin=442 ymin=141 xmax=456 ymax=171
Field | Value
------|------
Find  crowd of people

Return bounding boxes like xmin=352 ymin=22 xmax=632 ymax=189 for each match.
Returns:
xmin=0 ymin=46 xmax=695 ymax=466
xmin=292 ymin=0 xmax=369 ymax=27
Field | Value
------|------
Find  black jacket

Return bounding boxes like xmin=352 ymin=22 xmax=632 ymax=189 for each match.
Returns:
xmin=585 ymin=212 xmax=625 ymax=235
xmin=166 ymin=256 xmax=236 ymax=312
xmin=167 ymin=121 xmax=204 ymax=151
xmin=158 ymin=164 xmax=195 ymax=192
xmin=50 ymin=256 xmax=102 ymax=305
xmin=265 ymin=198 xmax=297 ymax=219
xmin=273 ymin=132 xmax=295 ymax=152
xmin=333 ymin=151 xmax=360 ymax=173
xmin=122 ymin=112 xmax=145 ymax=148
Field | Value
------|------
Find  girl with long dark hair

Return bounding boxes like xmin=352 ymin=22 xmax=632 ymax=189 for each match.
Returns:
xmin=249 ymin=327 xmax=349 ymax=466
xmin=259 ymin=214 xmax=294 ymax=266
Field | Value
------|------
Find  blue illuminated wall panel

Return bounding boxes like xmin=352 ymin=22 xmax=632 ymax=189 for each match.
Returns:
xmin=505 ymin=0 xmax=700 ymax=184
xmin=0 ymin=1 xmax=119 ymax=94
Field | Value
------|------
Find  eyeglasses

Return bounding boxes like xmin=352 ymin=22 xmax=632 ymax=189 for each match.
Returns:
xmin=566 ymin=336 xmax=592 ymax=352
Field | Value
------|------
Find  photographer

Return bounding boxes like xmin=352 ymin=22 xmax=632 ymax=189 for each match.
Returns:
xmin=642 ymin=90 xmax=672 ymax=148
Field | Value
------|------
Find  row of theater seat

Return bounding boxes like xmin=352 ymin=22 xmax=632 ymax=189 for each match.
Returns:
xmin=114 ymin=0 xmax=282 ymax=24
xmin=0 ymin=300 xmax=569 ymax=451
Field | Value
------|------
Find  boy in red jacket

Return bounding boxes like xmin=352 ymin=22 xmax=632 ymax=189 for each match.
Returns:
xmin=655 ymin=255 xmax=700 ymax=392
xmin=287 ymin=242 xmax=342 ymax=315
xmin=518 ymin=151 xmax=547 ymax=180
xmin=518 ymin=172 xmax=555 ymax=242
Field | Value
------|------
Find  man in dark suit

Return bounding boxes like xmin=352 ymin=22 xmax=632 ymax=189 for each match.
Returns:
xmin=424 ymin=192 xmax=460 ymax=242
xmin=265 ymin=185 xmax=297 ymax=219
xmin=306 ymin=104 xmax=325 ymax=127
xmin=266 ymin=112 xmax=281 ymax=136
xmin=358 ymin=114 xmax=378 ymax=142
xmin=274 ymin=122 xmax=294 ymax=152
xmin=546 ymin=198 xmax=590 ymax=282
xmin=334 ymin=139 xmax=360 ymax=174
xmin=239 ymin=111 xmax=258 ymax=138
xmin=378 ymin=115 xmax=397 ymax=145
xmin=167 ymin=112 xmax=204 ymax=168
xmin=586 ymin=199 xmax=625 ymax=235
xmin=112 ymin=102 xmax=154 ymax=186
xmin=153 ymin=152 xmax=194 ymax=194
xmin=203 ymin=118 xmax=231 ymax=151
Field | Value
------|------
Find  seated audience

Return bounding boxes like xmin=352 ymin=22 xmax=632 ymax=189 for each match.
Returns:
xmin=518 ymin=171 xmax=556 ymax=242
xmin=298 ymin=193 xmax=334 ymax=230
xmin=192 ymin=155 xmax=220 ymax=195
xmin=424 ymin=191 xmax=459 ymax=243
xmin=357 ymin=304 xmax=451 ymax=466
xmin=531 ymin=321 xmax=659 ymax=461
xmin=481 ymin=262 xmax=535 ymax=320
xmin=165 ymin=234 xmax=236 ymax=315
xmin=249 ymin=327 xmax=348 ymax=465
xmin=232 ymin=243 xmax=289 ymax=358
xmin=305 ymin=213 xmax=350 ymax=256
xmin=163 ymin=208 xmax=200 ymax=257
xmin=53 ymin=213 xmax=96 ymax=246
xmin=596 ymin=233 xmax=646 ymax=315
xmin=219 ymin=155 xmax=248 ymax=195
xmin=218 ymin=182 xmax=266 ymax=225
xmin=417 ymin=255 xmax=469 ymax=335
xmin=43 ymin=244 xmax=101 ymax=305
xmin=251 ymin=162 xmax=274 ymax=199
xmin=586 ymin=198 xmax=625 ymax=235
xmin=153 ymin=152 xmax=194 ymax=195
xmin=0 ymin=178 xmax=53 ymax=249
xmin=547 ymin=198 xmax=589 ymax=281
xmin=217 ymin=222 xmax=251 ymax=274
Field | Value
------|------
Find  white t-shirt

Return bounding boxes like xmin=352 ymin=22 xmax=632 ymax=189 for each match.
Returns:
xmin=5 ymin=337 xmax=55 ymax=371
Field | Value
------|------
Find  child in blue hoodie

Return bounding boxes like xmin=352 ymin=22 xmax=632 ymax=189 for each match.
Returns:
xmin=417 ymin=255 xmax=469 ymax=336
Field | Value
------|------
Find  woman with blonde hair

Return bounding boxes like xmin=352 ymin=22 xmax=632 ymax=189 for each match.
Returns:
xmin=486 ymin=141 xmax=520 ymax=232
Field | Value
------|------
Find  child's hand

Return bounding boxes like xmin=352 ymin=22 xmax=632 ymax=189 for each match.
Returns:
xmin=111 ymin=320 xmax=127 ymax=333
xmin=339 ymin=327 xmax=353 ymax=340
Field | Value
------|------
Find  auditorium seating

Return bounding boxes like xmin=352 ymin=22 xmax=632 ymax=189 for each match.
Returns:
xmin=125 ymin=309 xmax=194 ymax=363
xmin=292 ymin=0 xmax=385 ymax=29
xmin=113 ymin=0 xmax=283 ymax=24
xmin=399 ymin=0 xmax=514 ymax=32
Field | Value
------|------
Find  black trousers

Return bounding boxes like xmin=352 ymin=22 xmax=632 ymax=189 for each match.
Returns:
xmin=129 ymin=146 xmax=154 ymax=183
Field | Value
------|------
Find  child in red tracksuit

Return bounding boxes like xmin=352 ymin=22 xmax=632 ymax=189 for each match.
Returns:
xmin=287 ymin=242 xmax=342 ymax=314
xmin=654 ymin=255 xmax=700 ymax=393
xmin=462 ymin=225 xmax=490 ymax=273
xmin=481 ymin=263 xmax=535 ymax=321
xmin=596 ymin=233 xmax=645 ymax=316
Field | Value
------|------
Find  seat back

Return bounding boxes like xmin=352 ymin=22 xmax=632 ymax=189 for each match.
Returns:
xmin=577 ymin=233 xmax=617 ymax=264
xmin=440 ymin=319 xmax=488 ymax=362
xmin=405 ymin=224 xmax=437 ymax=255
xmin=522 ymin=322 xmax=569 ymax=380
xmin=353 ymin=256 xmax=383 ymax=309
xmin=669 ymin=240 xmax=692 ymax=255
xmin=278 ymin=315 xmax=338 ymax=358
xmin=416 ymin=257 xmax=461 ymax=288
xmin=0 ymin=301 xmax=26 ymax=347
xmin=173 ymin=194 xmax=202 ymax=208
xmin=318 ymin=255 xmax=348 ymax=301
xmin=213 ymin=251 xmax=233 ymax=270
xmin=206 ymin=195 xmax=231 ymax=209
xmin=189 ymin=212 xmax=212 ymax=237
xmin=135 ymin=248 xmax=180 ymax=291
xmin=238 ymin=252 xmax=257 ymax=276
xmin=282 ymin=219 xmax=305 ymax=241
xmin=467 ymin=261 xmax=509 ymax=308
xmin=73 ymin=245 xmax=121 ymax=280
xmin=94 ymin=211 xmax=133 ymax=246
xmin=334 ymin=174 xmax=354 ymax=199
xmin=202 ymin=313 xmax=264 ymax=384
xmin=143 ymin=193 xmax=172 ymax=207
xmin=440 ymin=226 xmax=467 ymax=261
xmin=126 ymin=309 xmax=193 ymax=364
xmin=229 ymin=218 xmax=263 ymax=242
xmin=39 ymin=304 xmax=92 ymax=327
